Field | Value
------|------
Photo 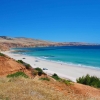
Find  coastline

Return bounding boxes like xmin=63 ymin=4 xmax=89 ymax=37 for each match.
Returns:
xmin=2 ymin=50 xmax=100 ymax=82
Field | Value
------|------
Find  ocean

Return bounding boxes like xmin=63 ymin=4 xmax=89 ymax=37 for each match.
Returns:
xmin=12 ymin=46 xmax=100 ymax=69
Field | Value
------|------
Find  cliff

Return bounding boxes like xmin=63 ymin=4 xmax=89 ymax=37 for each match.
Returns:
xmin=0 ymin=54 xmax=33 ymax=77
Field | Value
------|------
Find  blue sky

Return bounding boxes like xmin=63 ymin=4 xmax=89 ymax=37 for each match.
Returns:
xmin=0 ymin=0 xmax=100 ymax=43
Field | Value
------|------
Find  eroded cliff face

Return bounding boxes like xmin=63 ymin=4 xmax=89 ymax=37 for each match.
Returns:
xmin=0 ymin=56 xmax=25 ymax=76
xmin=0 ymin=54 xmax=34 ymax=77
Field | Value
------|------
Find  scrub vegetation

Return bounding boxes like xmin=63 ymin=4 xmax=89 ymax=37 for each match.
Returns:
xmin=77 ymin=74 xmax=100 ymax=88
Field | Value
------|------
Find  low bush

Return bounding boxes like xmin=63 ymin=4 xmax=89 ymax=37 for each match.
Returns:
xmin=52 ymin=73 xmax=72 ymax=85
xmin=34 ymin=67 xmax=44 ymax=76
xmin=17 ymin=60 xmax=24 ymax=64
xmin=40 ymin=77 xmax=50 ymax=81
xmin=17 ymin=60 xmax=31 ymax=69
xmin=62 ymin=79 xmax=72 ymax=85
xmin=76 ymin=74 xmax=100 ymax=88
xmin=0 ymin=52 xmax=5 ymax=56
xmin=7 ymin=72 xmax=28 ymax=78
xmin=52 ymin=73 xmax=61 ymax=81
xmin=24 ymin=63 xmax=31 ymax=69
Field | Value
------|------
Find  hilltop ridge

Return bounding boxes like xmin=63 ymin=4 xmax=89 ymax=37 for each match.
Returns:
xmin=0 ymin=36 xmax=99 ymax=51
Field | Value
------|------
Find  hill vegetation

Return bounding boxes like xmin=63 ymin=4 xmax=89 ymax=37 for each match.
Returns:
xmin=77 ymin=74 xmax=100 ymax=88
xmin=17 ymin=60 xmax=31 ymax=69
xmin=0 ymin=52 xmax=5 ymax=56
xmin=0 ymin=53 xmax=100 ymax=100
xmin=7 ymin=71 xmax=29 ymax=78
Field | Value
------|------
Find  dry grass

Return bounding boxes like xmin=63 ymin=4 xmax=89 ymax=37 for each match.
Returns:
xmin=0 ymin=76 xmax=99 ymax=100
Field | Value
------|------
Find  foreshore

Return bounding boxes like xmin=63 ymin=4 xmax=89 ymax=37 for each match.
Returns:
xmin=2 ymin=51 xmax=100 ymax=82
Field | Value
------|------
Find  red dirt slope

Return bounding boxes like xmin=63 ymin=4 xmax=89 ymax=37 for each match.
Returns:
xmin=0 ymin=56 xmax=33 ymax=77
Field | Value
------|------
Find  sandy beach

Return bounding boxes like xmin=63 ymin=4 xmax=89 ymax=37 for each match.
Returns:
xmin=2 ymin=51 xmax=100 ymax=82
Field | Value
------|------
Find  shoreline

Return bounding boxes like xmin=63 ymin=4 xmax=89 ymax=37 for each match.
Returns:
xmin=34 ymin=57 xmax=100 ymax=71
xmin=2 ymin=51 xmax=100 ymax=82
xmin=10 ymin=48 xmax=100 ymax=71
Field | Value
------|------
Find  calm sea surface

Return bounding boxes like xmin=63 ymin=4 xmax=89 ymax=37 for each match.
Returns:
xmin=12 ymin=46 xmax=100 ymax=69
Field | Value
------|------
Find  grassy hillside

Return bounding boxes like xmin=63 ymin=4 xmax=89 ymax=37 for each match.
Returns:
xmin=0 ymin=53 xmax=100 ymax=100
xmin=0 ymin=76 xmax=100 ymax=100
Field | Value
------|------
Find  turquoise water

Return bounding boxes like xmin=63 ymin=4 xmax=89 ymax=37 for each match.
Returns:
xmin=12 ymin=46 xmax=100 ymax=69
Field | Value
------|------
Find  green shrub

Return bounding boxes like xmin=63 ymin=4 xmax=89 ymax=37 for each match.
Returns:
xmin=62 ymin=79 xmax=71 ymax=85
xmin=35 ymin=67 xmax=44 ymax=76
xmin=17 ymin=60 xmax=31 ymax=69
xmin=35 ymin=67 xmax=43 ymax=72
xmin=40 ymin=77 xmax=50 ymax=81
xmin=7 ymin=72 xmax=28 ymax=78
xmin=24 ymin=63 xmax=31 ymax=69
xmin=76 ymin=74 xmax=100 ymax=88
xmin=0 ymin=52 xmax=5 ymax=56
xmin=17 ymin=60 xmax=24 ymax=64
xmin=52 ymin=73 xmax=61 ymax=81
xmin=52 ymin=73 xmax=72 ymax=85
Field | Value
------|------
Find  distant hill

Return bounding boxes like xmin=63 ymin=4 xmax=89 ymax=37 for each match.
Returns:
xmin=0 ymin=36 xmax=99 ymax=51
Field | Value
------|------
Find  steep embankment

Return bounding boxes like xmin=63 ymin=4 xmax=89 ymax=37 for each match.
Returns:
xmin=0 ymin=54 xmax=33 ymax=77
